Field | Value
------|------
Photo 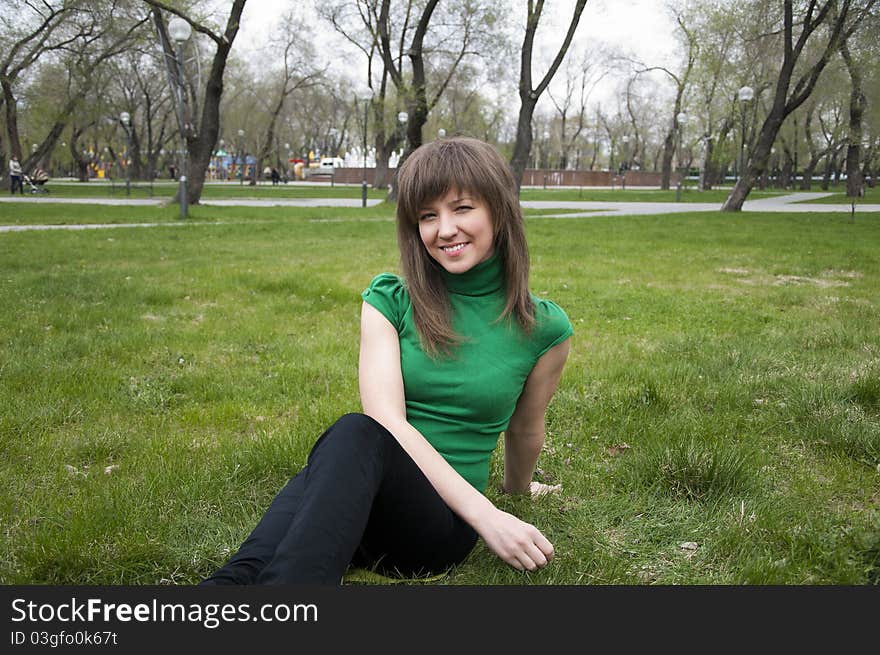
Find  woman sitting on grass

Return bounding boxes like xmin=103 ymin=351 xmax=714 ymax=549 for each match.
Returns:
xmin=202 ymin=136 xmax=573 ymax=585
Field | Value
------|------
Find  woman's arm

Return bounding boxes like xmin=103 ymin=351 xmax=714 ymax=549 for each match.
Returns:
xmin=503 ymin=338 xmax=571 ymax=495
xmin=359 ymin=302 xmax=554 ymax=571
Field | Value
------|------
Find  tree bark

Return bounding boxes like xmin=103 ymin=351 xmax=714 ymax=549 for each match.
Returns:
xmin=840 ymin=40 xmax=865 ymax=197
xmin=699 ymin=136 xmax=715 ymax=191
xmin=1 ymin=80 xmax=22 ymax=162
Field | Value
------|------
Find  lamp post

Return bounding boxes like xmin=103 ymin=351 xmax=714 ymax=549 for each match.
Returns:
xmin=237 ymin=129 xmax=245 ymax=185
xmin=737 ymin=85 xmax=754 ymax=186
xmin=397 ymin=111 xmax=408 ymax=158
xmin=675 ymin=112 xmax=688 ymax=202
xmin=543 ymin=130 xmax=550 ymax=188
xmin=119 ymin=111 xmax=132 ymax=196
xmin=438 ymin=128 xmax=446 ymax=139
xmin=168 ymin=17 xmax=191 ymax=218
xmin=792 ymin=116 xmax=798 ymax=189
xmin=361 ymin=98 xmax=369 ymax=208
xmin=621 ymin=135 xmax=630 ymax=190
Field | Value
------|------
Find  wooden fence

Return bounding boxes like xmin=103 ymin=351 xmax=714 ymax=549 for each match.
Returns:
xmin=317 ymin=167 xmax=677 ymax=187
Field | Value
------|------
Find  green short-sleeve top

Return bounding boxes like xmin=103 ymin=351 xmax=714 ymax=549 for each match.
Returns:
xmin=361 ymin=252 xmax=572 ymax=492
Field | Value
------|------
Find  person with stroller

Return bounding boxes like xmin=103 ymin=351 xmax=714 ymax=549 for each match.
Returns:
xmin=9 ymin=155 xmax=23 ymax=194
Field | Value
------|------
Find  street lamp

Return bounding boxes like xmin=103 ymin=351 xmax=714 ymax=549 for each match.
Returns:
xmin=675 ymin=112 xmax=688 ymax=201
xmin=621 ymin=135 xmax=630 ymax=190
xmin=168 ymin=16 xmax=192 ymax=218
xmin=737 ymin=85 xmax=754 ymax=185
xmin=119 ymin=111 xmax=132 ymax=196
xmin=361 ymin=98 xmax=369 ymax=208
xmin=395 ymin=111 xmax=408 ymax=168
xmin=237 ymin=128 xmax=245 ymax=185
xmin=438 ymin=128 xmax=446 ymax=139
xmin=397 ymin=111 xmax=409 ymax=155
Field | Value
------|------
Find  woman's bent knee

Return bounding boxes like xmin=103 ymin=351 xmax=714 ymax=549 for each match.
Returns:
xmin=309 ymin=413 xmax=394 ymax=460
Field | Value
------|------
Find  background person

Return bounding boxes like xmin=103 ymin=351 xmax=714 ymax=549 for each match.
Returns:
xmin=9 ymin=155 xmax=23 ymax=194
xmin=201 ymin=137 xmax=572 ymax=585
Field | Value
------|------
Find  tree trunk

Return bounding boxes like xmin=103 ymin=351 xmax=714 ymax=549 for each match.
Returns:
xmin=840 ymin=41 xmax=865 ymax=197
xmin=374 ymin=136 xmax=393 ymax=190
xmin=660 ymin=128 xmax=674 ymax=190
xmin=510 ymin=96 xmax=537 ymax=192
xmin=2 ymin=80 xmax=22 ymax=161
xmin=780 ymin=149 xmax=793 ymax=189
xmin=699 ymin=136 xmax=714 ymax=191
xmin=820 ymin=153 xmax=836 ymax=190
xmin=800 ymin=159 xmax=818 ymax=190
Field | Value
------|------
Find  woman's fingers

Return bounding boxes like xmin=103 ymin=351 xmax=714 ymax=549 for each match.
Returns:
xmin=513 ymin=528 xmax=555 ymax=571
xmin=480 ymin=509 xmax=556 ymax=572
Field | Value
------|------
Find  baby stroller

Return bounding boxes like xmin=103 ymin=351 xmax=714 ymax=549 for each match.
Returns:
xmin=24 ymin=168 xmax=50 ymax=194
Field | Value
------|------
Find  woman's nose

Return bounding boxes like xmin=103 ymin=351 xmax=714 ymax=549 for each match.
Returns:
xmin=437 ymin=211 xmax=458 ymax=239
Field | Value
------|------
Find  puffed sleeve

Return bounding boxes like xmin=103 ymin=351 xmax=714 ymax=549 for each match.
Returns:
xmin=361 ymin=273 xmax=408 ymax=332
xmin=533 ymin=297 xmax=574 ymax=358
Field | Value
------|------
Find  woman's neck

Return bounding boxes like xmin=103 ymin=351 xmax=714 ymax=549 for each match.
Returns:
xmin=440 ymin=252 xmax=504 ymax=297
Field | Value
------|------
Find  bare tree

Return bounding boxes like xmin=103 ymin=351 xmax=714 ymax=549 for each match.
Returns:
xmin=145 ymin=0 xmax=247 ymax=205
xmin=252 ymin=14 xmax=326 ymax=184
xmin=722 ymin=0 xmax=878 ymax=211
xmin=631 ymin=9 xmax=698 ymax=190
xmin=510 ymin=0 xmax=588 ymax=191
xmin=547 ymin=49 xmax=606 ymax=170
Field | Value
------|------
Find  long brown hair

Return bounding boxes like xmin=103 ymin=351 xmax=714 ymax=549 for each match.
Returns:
xmin=396 ymin=137 xmax=534 ymax=356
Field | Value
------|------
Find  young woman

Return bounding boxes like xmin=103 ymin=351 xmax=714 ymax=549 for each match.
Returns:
xmin=202 ymin=137 xmax=572 ymax=585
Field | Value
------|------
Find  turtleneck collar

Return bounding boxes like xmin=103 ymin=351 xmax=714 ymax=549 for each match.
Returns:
xmin=440 ymin=251 xmax=505 ymax=296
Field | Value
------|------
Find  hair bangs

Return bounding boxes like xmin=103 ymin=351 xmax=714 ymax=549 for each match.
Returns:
xmin=397 ymin=139 xmax=504 ymax=228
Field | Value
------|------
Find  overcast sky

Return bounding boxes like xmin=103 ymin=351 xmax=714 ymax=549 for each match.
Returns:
xmin=233 ymin=0 xmax=680 ymax=109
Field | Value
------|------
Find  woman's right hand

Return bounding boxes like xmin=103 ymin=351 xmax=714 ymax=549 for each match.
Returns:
xmin=475 ymin=507 xmax=554 ymax=571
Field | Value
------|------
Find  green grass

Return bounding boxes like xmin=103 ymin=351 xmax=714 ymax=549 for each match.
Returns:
xmin=0 ymin=201 xmax=398 ymax=226
xmin=0 ymin=202 xmax=592 ymax=227
xmin=29 ymin=180 xmax=389 ymax=200
xmin=1 ymin=205 xmax=879 ymax=585
xmin=799 ymin=186 xmax=880 ymax=204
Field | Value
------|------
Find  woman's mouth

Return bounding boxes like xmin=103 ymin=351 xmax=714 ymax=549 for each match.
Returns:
xmin=440 ymin=243 xmax=467 ymax=255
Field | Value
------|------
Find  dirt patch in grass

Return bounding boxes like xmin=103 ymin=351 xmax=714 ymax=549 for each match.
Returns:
xmin=716 ymin=267 xmax=859 ymax=288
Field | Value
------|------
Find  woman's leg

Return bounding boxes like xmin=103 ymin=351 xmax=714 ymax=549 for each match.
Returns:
xmin=202 ymin=413 xmax=394 ymax=584
xmin=200 ymin=473 xmax=307 ymax=585
xmin=203 ymin=413 xmax=477 ymax=585
xmin=351 ymin=432 xmax=478 ymax=578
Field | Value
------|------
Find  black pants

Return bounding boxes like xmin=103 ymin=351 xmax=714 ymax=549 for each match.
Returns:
xmin=201 ymin=413 xmax=478 ymax=585
xmin=10 ymin=175 xmax=23 ymax=194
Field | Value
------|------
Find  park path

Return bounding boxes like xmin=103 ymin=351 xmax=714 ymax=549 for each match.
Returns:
xmin=523 ymin=192 xmax=880 ymax=217
xmin=1 ymin=192 xmax=877 ymax=233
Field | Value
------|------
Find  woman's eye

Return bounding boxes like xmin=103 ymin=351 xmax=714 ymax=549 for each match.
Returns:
xmin=419 ymin=213 xmax=436 ymax=221
xmin=455 ymin=205 xmax=473 ymax=212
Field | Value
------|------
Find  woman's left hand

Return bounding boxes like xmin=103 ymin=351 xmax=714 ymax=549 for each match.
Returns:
xmin=529 ymin=481 xmax=562 ymax=497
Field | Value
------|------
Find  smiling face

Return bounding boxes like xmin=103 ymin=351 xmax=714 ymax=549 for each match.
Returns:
xmin=417 ymin=187 xmax=495 ymax=274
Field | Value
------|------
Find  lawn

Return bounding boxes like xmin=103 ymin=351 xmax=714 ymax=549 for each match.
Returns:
xmin=1 ymin=205 xmax=878 ymax=584
xmin=798 ymin=186 xmax=880 ymax=204
xmin=26 ymin=180 xmax=787 ymax=204
xmin=0 ymin=202 xmax=590 ymax=227
xmin=30 ymin=180 xmax=389 ymax=200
